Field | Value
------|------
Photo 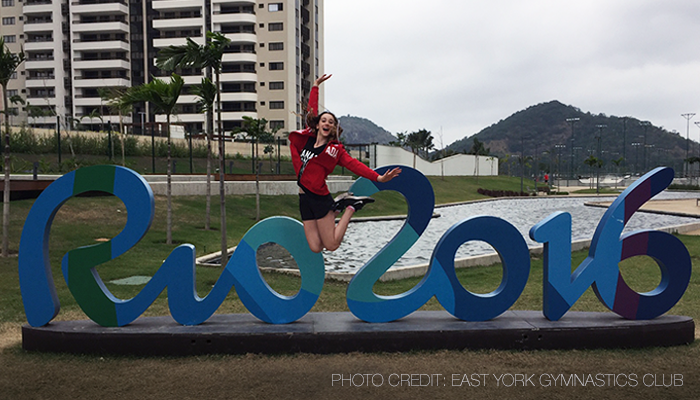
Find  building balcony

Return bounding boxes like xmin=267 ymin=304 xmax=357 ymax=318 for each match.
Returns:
xmin=72 ymin=21 xmax=129 ymax=34
xmin=211 ymin=0 xmax=256 ymax=6
xmin=23 ymin=22 xmax=55 ymax=33
xmin=152 ymin=0 xmax=202 ymax=12
xmin=73 ymin=58 xmax=130 ymax=70
xmin=217 ymin=32 xmax=256 ymax=45
xmin=71 ymin=2 xmax=128 ymax=16
xmin=72 ymin=39 xmax=129 ymax=52
xmin=152 ymin=36 xmax=204 ymax=48
xmin=73 ymin=77 xmax=130 ymax=88
xmin=212 ymin=12 xmax=256 ymax=25
xmin=25 ymin=59 xmax=56 ymax=69
xmin=22 ymin=4 xmax=53 ymax=16
xmin=73 ymin=96 xmax=103 ymax=107
xmin=180 ymin=75 xmax=205 ymax=85
xmin=177 ymin=95 xmax=199 ymax=104
xmin=27 ymin=93 xmax=57 ymax=101
xmin=153 ymin=17 xmax=204 ymax=30
xmin=221 ymin=52 xmax=256 ymax=64
xmin=220 ymin=111 xmax=257 ymax=121
xmin=26 ymin=78 xmax=57 ymax=88
xmin=170 ymin=113 xmax=205 ymax=123
xmin=24 ymin=40 xmax=55 ymax=51
xmin=219 ymin=92 xmax=257 ymax=102
xmin=220 ymin=72 xmax=257 ymax=83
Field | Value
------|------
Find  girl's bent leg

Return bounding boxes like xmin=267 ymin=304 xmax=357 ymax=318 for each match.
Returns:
xmin=302 ymin=219 xmax=324 ymax=253
xmin=316 ymin=208 xmax=355 ymax=252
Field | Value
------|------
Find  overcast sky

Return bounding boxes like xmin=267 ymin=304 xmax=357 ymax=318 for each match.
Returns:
xmin=323 ymin=0 xmax=700 ymax=147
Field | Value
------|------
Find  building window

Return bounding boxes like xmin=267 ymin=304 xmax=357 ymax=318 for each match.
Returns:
xmin=260 ymin=82 xmax=265 ymax=87
xmin=269 ymin=62 xmax=284 ymax=70
xmin=2 ymin=17 xmax=15 ymax=25
xmin=270 ymin=120 xmax=284 ymax=130
xmin=268 ymin=3 xmax=283 ymax=12
xmin=268 ymin=22 xmax=283 ymax=31
xmin=7 ymin=89 xmax=18 ymax=97
xmin=3 ymin=35 xmax=15 ymax=43
xmin=269 ymin=101 xmax=284 ymax=109
xmin=1 ymin=0 xmax=15 ymax=7
xmin=269 ymin=81 xmax=284 ymax=90
xmin=269 ymin=42 xmax=284 ymax=51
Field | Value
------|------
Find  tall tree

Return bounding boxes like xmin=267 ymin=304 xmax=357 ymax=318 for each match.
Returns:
xmin=0 ymin=38 xmax=25 ymax=257
xmin=233 ymin=116 xmax=278 ymax=221
xmin=156 ymin=31 xmax=232 ymax=265
xmin=190 ymin=77 xmax=216 ymax=230
xmin=122 ymin=74 xmax=184 ymax=245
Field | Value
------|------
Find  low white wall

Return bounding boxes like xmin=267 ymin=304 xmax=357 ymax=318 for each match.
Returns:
xmin=370 ymin=145 xmax=498 ymax=176
xmin=11 ymin=127 xmax=292 ymax=158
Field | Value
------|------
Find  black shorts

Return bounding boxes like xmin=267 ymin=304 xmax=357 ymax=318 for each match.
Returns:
xmin=299 ymin=192 xmax=334 ymax=221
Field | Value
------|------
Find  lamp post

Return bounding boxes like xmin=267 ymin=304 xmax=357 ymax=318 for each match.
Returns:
xmin=139 ymin=111 xmax=146 ymax=137
xmin=566 ymin=118 xmax=580 ymax=187
xmin=621 ymin=117 xmax=627 ymax=173
xmin=150 ymin=119 xmax=155 ymax=174
xmin=639 ymin=121 xmax=650 ymax=173
xmin=682 ymin=113 xmax=696 ymax=177
xmin=695 ymin=121 xmax=700 ymax=158
xmin=555 ymin=144 xmax=566 ymax=189
xmin=632 ymin=142 xmax=641 ymax=175
xmin=595 ymin=125 xmax=606 ymax=194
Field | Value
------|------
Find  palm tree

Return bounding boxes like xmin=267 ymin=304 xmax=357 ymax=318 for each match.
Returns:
xmin=0 ymin=38 xmax=25 ymax=257
xmin=233 ymin=116 xmax=278 ymax=221
xmin=190 ymin=77 xmax=216 ymax=230
xmin=611 ymin=156 xmax=624 ymax=189
xmin=156 ymin=31 xmax=231 ymax=265
xmin=100 ymin=87 xmax=132 ymax=167
xmin=406 ymin=129 xmax=434 ymax=168
xmin=79 ymin=108 xmax=104 ymax=132
xmin=584 ymin=155 xmax=604 ymax=192
xmin=122 ymin=74 xmax=184 ymax=245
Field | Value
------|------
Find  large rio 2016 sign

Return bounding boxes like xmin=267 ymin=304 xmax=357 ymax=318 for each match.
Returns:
xmin=18 ymin=165 xmax=691 ymax=327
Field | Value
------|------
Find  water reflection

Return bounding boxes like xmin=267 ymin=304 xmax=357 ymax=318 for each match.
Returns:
xmin=326 ymin=192 xmax=699 ymax=273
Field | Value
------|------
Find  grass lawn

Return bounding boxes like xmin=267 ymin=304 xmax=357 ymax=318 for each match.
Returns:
xmin=0 ymin=173 xmax=697 ymax=399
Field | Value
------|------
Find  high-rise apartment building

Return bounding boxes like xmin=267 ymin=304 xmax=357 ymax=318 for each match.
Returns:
xmin=0 ymin=0 xmax=324 ymax=137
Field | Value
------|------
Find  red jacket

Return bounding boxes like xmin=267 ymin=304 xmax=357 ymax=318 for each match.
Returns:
xmin=289 ymin=86 xmax=380 ymax=196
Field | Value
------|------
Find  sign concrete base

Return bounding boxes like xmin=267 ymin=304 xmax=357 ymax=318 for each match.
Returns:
xmin=22 ymin=311 xmax=694 ymax=356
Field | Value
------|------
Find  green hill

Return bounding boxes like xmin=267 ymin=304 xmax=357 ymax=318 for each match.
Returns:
xmin=337 ymin=115 xmax=396 ymax=145
xmin=446 ymin=100 xmax=689 ymax=175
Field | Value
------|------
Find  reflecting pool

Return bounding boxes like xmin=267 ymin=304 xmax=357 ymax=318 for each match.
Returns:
xmin=324 ymin=192 xmax=699 ymax=273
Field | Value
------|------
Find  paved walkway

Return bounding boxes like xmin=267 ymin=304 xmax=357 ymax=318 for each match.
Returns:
xmin=587 ymin=198 xmax=700 ymax=234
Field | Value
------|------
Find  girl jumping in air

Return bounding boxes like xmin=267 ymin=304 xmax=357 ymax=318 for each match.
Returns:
xmin=289 ymin=74 xmax=401 ymax=253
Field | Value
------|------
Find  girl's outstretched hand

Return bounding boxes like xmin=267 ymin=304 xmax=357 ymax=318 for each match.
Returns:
xmin=314 ymin=74 xmax=332 ymax=87
xmin=377 ymin=167 xmax=402 ymax=183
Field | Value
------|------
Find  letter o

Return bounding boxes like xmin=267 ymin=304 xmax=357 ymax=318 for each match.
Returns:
xmin=430 ymin=216 xmax=531 ymax=321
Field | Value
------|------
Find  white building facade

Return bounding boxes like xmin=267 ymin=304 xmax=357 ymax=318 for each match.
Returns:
xmin=369 ymin=144 xmax=499 ymax=177
xmin=1 ymin=0 xmax=324 ymax=137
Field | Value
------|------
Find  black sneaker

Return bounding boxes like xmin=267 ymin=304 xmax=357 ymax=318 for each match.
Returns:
xmin=332 ymin=192 xmax=352 ymax=211
xmin=342 ymin=196 xmax=375 ymax=211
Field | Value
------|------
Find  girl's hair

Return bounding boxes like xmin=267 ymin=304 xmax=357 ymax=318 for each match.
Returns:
xmin=307 ymin=110 xmax=343 ymax=142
